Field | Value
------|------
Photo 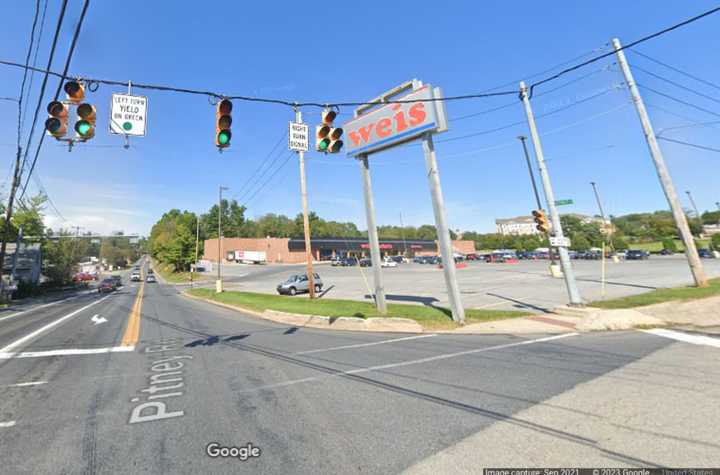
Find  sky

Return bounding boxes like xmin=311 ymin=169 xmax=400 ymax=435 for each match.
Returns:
xmin=1 ymin=1 xmax=719 ymax=236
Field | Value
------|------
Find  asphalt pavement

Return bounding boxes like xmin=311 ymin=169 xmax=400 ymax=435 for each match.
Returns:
xmin=1 ymin=263 xmax=719 ymax=473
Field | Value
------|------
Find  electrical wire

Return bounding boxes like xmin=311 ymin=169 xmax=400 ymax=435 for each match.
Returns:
xmin=529 ymin=5 xmax=720 ymax=95
xmin=242 ymin=152 xmax=295 ymax=206
xmin=657 ymin=136 xmax=720 ymax=153
xmin=638 ymin=83 xmax=720 ymax=119
xmin=21 ymin=0 xmax=49 ymax=137
xmin=231 ymin=132 xmax=287 ymax=200
xmin=646 ymin=102 xmax=720 ymax=130
xmin=629 ymin=48 xmax=720 ymax=92
xmin=235 ymin=140 xmax=291 ymax=203
xmin=19 ymin=0 xmax=88 ymax=202
xmin=632 ymin=64 xmax=720 ymax=105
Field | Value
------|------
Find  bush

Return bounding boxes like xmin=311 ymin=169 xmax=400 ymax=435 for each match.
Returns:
xmin=712 ymin=234 xmax=720 ymax=249
xmin=662 ymin=238 xmax=678 ymax=252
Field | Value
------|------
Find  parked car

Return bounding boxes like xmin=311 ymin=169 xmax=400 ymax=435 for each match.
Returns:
xmin=413 ymin=256 xmax=427 ymax=264
xmin=698 ymin=248 xmax=715 ymax=259
xmin=276 ymin=273 xmax=323 ymax=295
xmin=146 ymin=274 xmax=157 ymax=283
xmin=341 ymin=257 xmax=358 ymax=266
xmin=465 ymin=253 xmax=478 ymax=261
xmin=359 ymin=258 xmax=372 ymax=267
xmin=98 ymin=278 xmax=116 ymax=293
xmin=73 ymin=272 xmax=94 ymax=283
xmin=381 ymin=257 xmax=398 ymax=268
xmin=485 ymin=254 xmax=505 ymax=263
xmin=391 ymin=255 xmax=408 ymax=264
xmin=625 ymin=250 xmax=648 ymax=260
xmin=330 ymin=257 xmax=343 ymax=266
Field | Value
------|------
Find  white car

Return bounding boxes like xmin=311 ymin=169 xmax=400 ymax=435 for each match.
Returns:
xmin=381 ymin=258 xmax=398 ymax=268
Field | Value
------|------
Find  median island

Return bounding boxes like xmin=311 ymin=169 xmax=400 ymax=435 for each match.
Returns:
xmin=186 ymin=288 xmax=530 ymax=330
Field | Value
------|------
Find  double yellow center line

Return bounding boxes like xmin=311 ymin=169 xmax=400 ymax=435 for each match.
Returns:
xmin=121 ymin=272 xmax=145 ymax=347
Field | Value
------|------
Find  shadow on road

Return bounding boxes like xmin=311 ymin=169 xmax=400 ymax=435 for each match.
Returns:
xmin=485 ymin=293 xmax=550 ymax=313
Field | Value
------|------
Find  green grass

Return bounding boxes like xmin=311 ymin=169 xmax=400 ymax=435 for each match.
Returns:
xmin=591 ymin=278 xmax=720 ymax=309
xmin=152 ymin=261 xmax=194 ymax=284
xmin=628 ymin=239 xmax=709 ymax=252
xmin=187 ymin=288 xmax=530 ymax=330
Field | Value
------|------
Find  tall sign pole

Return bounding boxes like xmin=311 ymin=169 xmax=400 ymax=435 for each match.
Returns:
xmin=294 ymin=109 xmax=316 ymax=299
xmin=422 ymin=134 xmax=465 ymax=323
xmin=358 ymin=154 xmax=387 ymax=314
xmin=612 ymin=38 xmax=707 ymax=287
xmin=520 ymin=81 xmax=584 ymax=306
xmin=216 ymin=185 xmax=228 ymax=293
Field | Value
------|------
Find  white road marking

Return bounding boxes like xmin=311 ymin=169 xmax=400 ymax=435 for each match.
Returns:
xmin=0 ymin=346 xmax=134 ymax=359
xmin=245 ymin=333 xmax=579 ymax=392
xmin=4 ymin=381 xmax=47 ymax=387
xmin=0 ymin=295 xmax=111 ymax=354
xmin=0 ymin=421 xmax=16 ymax=428
xmin=643 ymin=329 xmax=720 ymax=348
xmin=0 ymin=290 xmax=96 ymax=323
xmin=295 ymin=334 xmax=437 ymax=355
xmin=90 ymin=314 xmax=108 ymax=325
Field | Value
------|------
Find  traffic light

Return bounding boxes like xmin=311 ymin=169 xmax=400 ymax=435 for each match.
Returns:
xmin=45 ymin=101 xmax=68 ymax=139
xmin=63 ymin=80 xmax=85 ymax=104
xmin=532 ymin=209 xmax=550 ymax=233
xmin=316 ymin=110 xmax=343 ymax=153
xmin=215 ymin=99 xmax=232 ymax=148
xmin=75 ymin=103 xmax=96 ymax=140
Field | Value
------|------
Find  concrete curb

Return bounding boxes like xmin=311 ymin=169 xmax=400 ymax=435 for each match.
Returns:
xmin=181 ymin=291 xmax=425 ymax=333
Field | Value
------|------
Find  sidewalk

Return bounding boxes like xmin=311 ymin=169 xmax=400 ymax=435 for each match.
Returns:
xmin=635 ymin=295 xmax=720 ymax=327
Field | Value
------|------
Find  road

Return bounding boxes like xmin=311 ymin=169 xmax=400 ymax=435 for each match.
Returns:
xmin=1 ymin=264 xmax=719 ymax=473
xmin=203 ymin=256 xmax=720 ymax=312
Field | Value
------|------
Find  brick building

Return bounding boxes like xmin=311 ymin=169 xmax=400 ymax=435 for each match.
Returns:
xmin=203 ymin=237 xmax=476 ymax=263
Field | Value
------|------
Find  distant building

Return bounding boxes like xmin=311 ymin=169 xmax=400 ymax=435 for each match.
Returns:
xmin=703 ymin=224 xmax=720 ymax=236
xmin=495 ymin=216 xmax=541 ymax=236
xmin=2 ymin=243 xmax=42 ymax=284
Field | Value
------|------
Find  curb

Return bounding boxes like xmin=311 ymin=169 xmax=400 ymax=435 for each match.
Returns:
xmin=181 ymin=291 xmax=425 ymax=333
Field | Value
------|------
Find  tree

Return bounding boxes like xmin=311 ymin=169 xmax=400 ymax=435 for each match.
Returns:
xmin=42 ymin=231 xmax=90 ymax=284
xmin=570 ymin=235 xmax=590 ymax=251
xmin=712 ymin=233 xmax=720 ymax=250
xmin=200 ymin=199 xmax=246 ymax=239
xmin=1 ymin=192 xmax=47 ymax=241
xmin=149 ymin=209 xmax=198 ymax=271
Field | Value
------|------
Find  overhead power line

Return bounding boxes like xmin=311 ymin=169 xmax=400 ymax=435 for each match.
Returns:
xmin=632 ymin=64 xmax=720 ymax=106
xmin=528 ymin=5 xmax=720 ymax=95
xmin=21 ymin=0 xmax=49 ymax=137
xmin=638 ymin=83 xmax=720 ymax=119
xmin=658 ymin=136 xmax=720 ymax=153
xmin=232 ymin=132 xmax=287 ymax=200
xmin=242 ymin=152 xmax=295 ymax=207
xmin=0 ymin=6 xmax=718 ymax=110
xmin=629 ymin=48 xmax=720 ymax=92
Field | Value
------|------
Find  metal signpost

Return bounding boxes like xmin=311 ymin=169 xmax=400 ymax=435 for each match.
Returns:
xmin=343 ymin=80 xmax=465 ymax=323
xmin=291 ymin=111 xmax=316 ymax=299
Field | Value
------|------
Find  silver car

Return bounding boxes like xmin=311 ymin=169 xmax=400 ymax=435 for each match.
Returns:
xmin=277 ymin=273 xmax=323 ymax=296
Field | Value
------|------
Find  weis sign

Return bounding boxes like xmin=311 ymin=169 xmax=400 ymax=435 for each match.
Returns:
xmin=343 ymin=85 xmax=448 ymax=157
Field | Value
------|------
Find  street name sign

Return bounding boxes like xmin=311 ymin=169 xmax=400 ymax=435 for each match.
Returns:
xmin=288 ymin=122 xmax=309 ymax=152
xmin=342 ymin=84 xmax=448 ymax=157
xmin=549 ymin=236 xmax=571 ymax=247
xmin=110 ymin=93 xmax=147 ymax=136
xmin=555 ymin=199 xmax=574 ymax=206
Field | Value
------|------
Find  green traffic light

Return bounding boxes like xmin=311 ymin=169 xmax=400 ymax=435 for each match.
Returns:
xmin=319 ymin=138 xmax=330 ymax=150
xmin=75 ymin=120 xmax=91 ymax=136
xmin=218 ymin=131 xmax=231 ymax=145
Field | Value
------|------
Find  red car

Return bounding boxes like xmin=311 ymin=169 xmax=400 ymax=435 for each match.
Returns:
xmin=73 ymin=272 xmax=95 ymax=283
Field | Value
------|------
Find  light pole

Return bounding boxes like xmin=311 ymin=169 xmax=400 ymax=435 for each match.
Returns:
xmin=216 ymin=185 xmax=228 ymax=293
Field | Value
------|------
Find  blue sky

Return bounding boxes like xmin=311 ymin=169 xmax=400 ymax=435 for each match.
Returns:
xmin=1 ymin=1 xmax=719 ymax=236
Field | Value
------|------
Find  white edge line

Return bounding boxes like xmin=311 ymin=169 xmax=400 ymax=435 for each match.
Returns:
xmin=5 ymin=381 xmax=47 ymax=387
xmin=642 ymin=329 xmax=720 ymax=348
xmin=0 ymin=346 xmax=135 ymax=359
xmin=246 ymin=333 xmax=579 ymax=392
xmin=0 ymin=289 xmax=98 ymax=323
xmin=0 ymin=421 xmax=16 ymax=427
xmin=295 ymin=334 xmax=437 ymax=355
xmin=0 ymin=295 xmax=112 ymax=354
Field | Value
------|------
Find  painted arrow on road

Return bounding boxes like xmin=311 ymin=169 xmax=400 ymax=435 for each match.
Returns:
xmin=90 ymin=314 xmax=107 ymax=325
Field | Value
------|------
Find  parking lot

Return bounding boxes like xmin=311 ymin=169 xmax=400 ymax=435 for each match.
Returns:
xmin=203 ymin=255 xmax=720 ymax=312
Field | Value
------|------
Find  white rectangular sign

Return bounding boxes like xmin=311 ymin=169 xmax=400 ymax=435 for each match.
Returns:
xmin=342 ymin=84 xmax=448 ymax=157
xmin=549 ymin=236 xmax=571 ymax=247
xmin=288 ymin=122 xmax=309 ymax=152
xmin=110 ymin=93 xmax=147 ymax=136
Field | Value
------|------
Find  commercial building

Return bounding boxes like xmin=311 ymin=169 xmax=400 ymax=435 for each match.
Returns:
xmin=203 ymin=237 xmax=476 ymax=263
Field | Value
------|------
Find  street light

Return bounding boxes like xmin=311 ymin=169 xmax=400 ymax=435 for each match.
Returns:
xmin=217 ymin=185 xmax=229 ymax=293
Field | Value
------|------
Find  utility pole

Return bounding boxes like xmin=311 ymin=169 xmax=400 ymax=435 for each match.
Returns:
xmin=0 ymin=145 xmax=23 ymax=299
xmin=613 ymin=38 xmax=707 ymax=287
xmin=216 ymin=185 xmax=228 ymax=293
xmin=590 ymin=181 xmax=615 ymax=252
xmin=686 ymin=190 xmax=702 ymax=225
xmin=422 ymin=133 xmax=466 ymax=323
xmin=399 ymin=212 xmax=408 ymax=258
xmin=518 ymin=135 xmax=557 ymax=267
xmin=295 ymin=109 xmax=316 ymax=299
xmin=359 ymin=154 xmax=387 ymax=313
xmin=520 ymin=81 xmax=584 ymax=306
xmin=191 ymin=216 xmax=199 ymax=288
